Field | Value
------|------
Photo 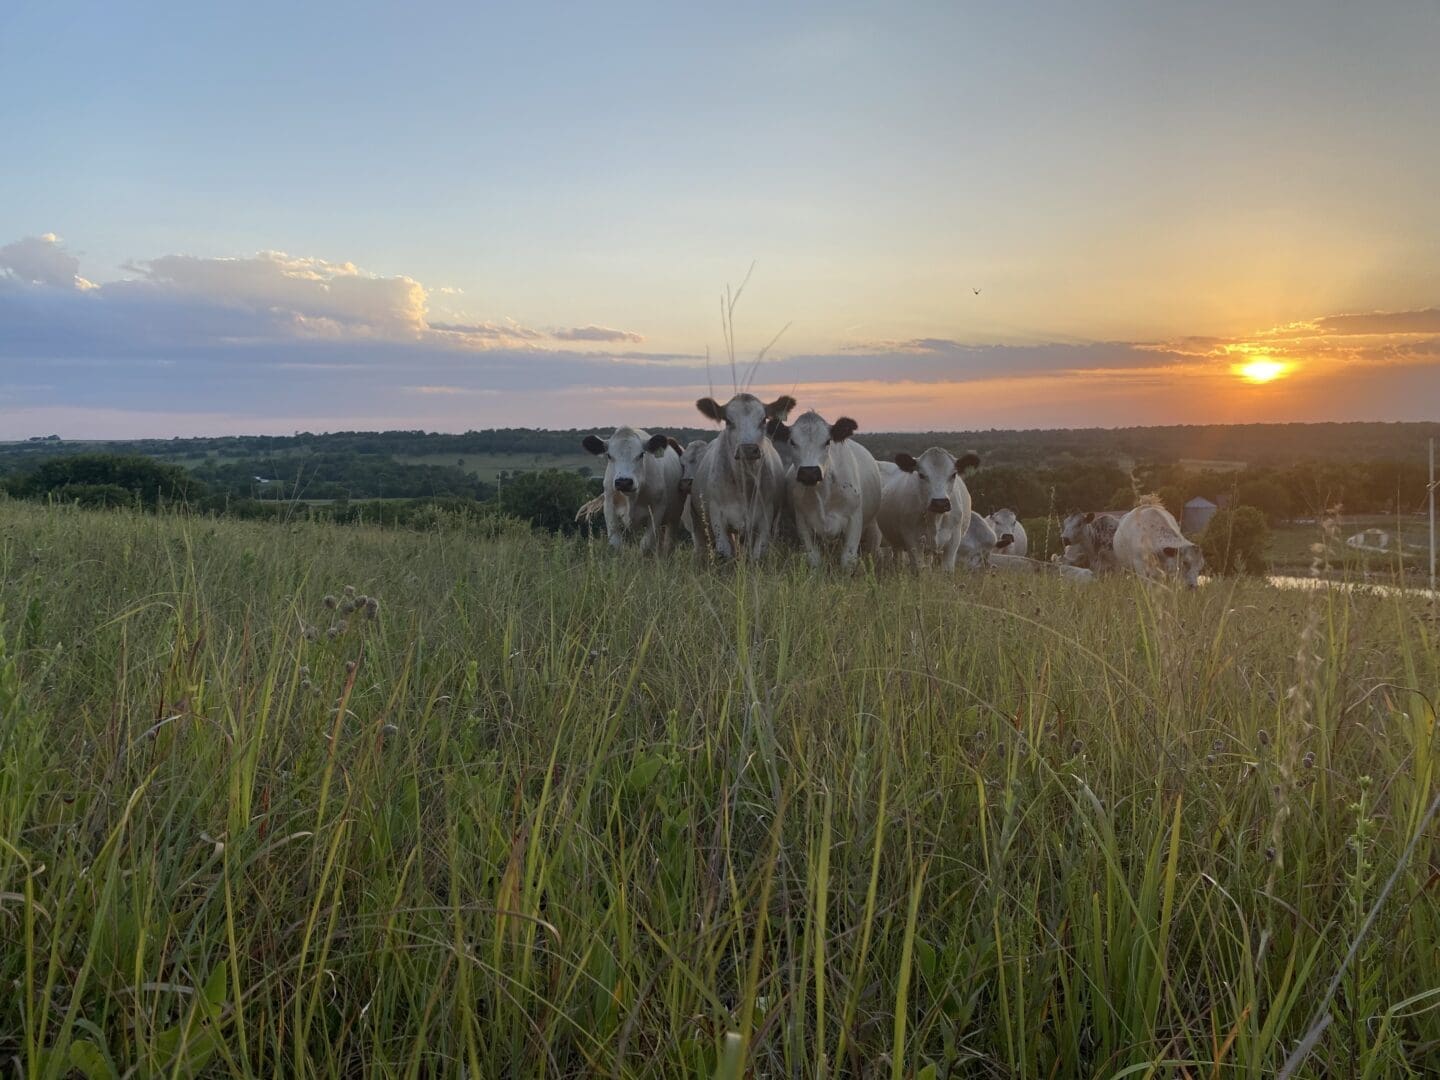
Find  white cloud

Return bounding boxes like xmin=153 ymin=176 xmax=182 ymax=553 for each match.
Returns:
xmin=0 ymin=233 xmax=96 ymax=290
xmin=553 ymin=324 xmax=646 ymax=343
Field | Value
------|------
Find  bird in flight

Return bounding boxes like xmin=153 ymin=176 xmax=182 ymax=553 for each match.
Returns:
xmin=972 ymin=287 xmax=982 ymax=295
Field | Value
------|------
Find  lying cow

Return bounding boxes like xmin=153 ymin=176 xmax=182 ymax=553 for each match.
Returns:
xmin=959 ymin=510 xmax=1014 ymax=569
xmin=690 ymin=392 xmax=795 ymax=561
xmin=1060 ymin=511 xmax=1123 ymax=573
xmin=770 ymin=411 xmax=882 ymax=569
xmin=877 ymin=448 xmax=980 ymax=571
xmin=580 ymin=426 xmax=684 ymax=552
xmin=984 ymin=509 xmax=1028 ymax=558
xmin=991 ymin=552 xmax=1096 ymax=582
xmin=1113 ymin=503 xmax=1204 ymax=587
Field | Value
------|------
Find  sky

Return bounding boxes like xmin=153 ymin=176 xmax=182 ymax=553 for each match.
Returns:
xmin=2 ymin=0 xmax=1438 ymax=438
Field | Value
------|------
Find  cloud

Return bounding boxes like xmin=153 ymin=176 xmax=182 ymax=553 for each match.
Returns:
xmin=1310 ymin=308 xmax=1440 ymax=336
xmin=0 ymin=234 xmax=96 ymax=290
xmin=552 ymin=324 xmax=646 ymax=343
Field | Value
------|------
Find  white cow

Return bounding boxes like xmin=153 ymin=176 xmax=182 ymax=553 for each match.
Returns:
xmin=1113 ymin=504 xmax=1205 ymax=587
xmin=984 ymin=509 xmax=1028 ymax=558
xmin=580 ymin=426 xmax=683 ymax=552
xmin=991 ymin=552 xmax=1096 ymax=582
xmin=959 ymin=510 xmax=1014 ymax=569
xmin=876 ymin=448 xmax=980 ymax=571
xmin=1060 ymin=511 xmax=1124 ymax=573
xmin=677 ymin=437 xmax=712 ymax=545
xmin=770 ymin=411 xmax=882 ymax=569
xmin=690 ymin=392 xmax=795 ymax=561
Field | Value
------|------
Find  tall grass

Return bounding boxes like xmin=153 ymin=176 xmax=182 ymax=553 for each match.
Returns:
xmin=1 ymin=499 xmax=1437 ymax=1077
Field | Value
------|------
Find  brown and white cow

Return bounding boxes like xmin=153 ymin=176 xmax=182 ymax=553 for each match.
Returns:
xmin=1113 ymin=504 xmax=1205 ymax=587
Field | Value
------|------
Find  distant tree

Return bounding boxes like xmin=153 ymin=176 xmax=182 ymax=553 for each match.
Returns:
xmin=1232 ymin=476 xmax=1293 ymax=525
xmin=497 ymin=469 xmax=600 ymax=535
xmin=1156 ymin=485 xmax=1186 ymax=520
xmin=1201 ymin=505 xmax=1270 ymax=576
xmin=9 ymin=453 xmax=202 ymax=508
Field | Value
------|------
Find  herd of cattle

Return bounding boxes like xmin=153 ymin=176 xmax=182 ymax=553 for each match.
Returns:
xmin=578 ymin=392 xmax=1206 ymax=587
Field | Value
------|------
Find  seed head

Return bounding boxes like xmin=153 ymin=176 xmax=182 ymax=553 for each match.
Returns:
xmin=304 ymin=625 xmax=319 ymax=642
xmin=344 ymin=659 xmax=357 ymax=674
xmin=299 ymin=665 xmax=310 ymax=678
xmin=364 ymin=597 xmax=380 ymax=618
xmin=1257 ymin=729 xmax=1270 ymax=748
xmin=381 ymin=723 xmax=399 ymax=739
xmin=1212 ymin=738 xmax=1224 ymax=752
xmin=301 ymin=678 xmax=312 ymax=692
xmin=1264 ymin=846 xmax=1276 ymax=862
xmin=344 ymin=585 xmax=356 ymax=597
xmin=1069 ymin=738 xmax=1083 ymax=756
xmin=1303 ymin=751 xmax=1316 ymax=769
xmin=356 ymin=594 xmax=369 ymax=605
xmin=326 ymin=626 xmax=340 ymax=640
xmin=322 ymin=595 xmax=338 ymax=610
xmin=339 ymin=599 xmax=356 ymax=614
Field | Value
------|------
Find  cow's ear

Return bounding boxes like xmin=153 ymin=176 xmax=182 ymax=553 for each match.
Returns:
xmin=645 ymin=433 xmax=671 ymax=457
xmin=582 ymin=435 xmax=607 ymax=455
xmin=1161 ymin=545 xmax=1178 ymax=558
xmin=997 ymin=534 xmax=1015 ymax=549
xmin=830 ymin=417 xmax=858 ymax=442
xmin=696 ymin=397 xmax=725 ymax=422
xmin=666 ymin=436 xmax=683 ymax=456
xmin=895 ymin=452 xmax=918 ymax=473
xmin=765 ymin=394 xmax=797 ymax=420
xmin=769 ymin=420 xmax=790 ymax=443
xmin=1083 ymin=511 xmax=1096 ymax=524
xmin=956 ymin=451 xmax=981 ymax=474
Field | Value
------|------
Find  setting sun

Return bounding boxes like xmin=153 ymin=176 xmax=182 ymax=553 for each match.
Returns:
xmin=1233 ymin=358 xmax=1293 ymax=384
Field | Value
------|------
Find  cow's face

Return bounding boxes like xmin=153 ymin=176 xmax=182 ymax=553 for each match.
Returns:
xmin=697 ymin=393 xmax=796 ymax=462
xmin=583 ymin=427 xmax=668 ymax=494
xmin=678 ymin=439 xmax=709 ymax=496
xmin=1060 ymin=511 xmax=1092 ymax=549
xmin=989 ymin=508 xmax=1019 ymax=533
xmin=772 ymin=411 xmax=857 ymax=486
xmin=1160 ymin=542 xmax=1205 ymax=588
xmin=895 ymin=448 xmax=978 ymax=514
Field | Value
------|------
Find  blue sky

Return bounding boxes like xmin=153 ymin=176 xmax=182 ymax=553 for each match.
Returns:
xmin=2 ymin=1 xmax=1438 ymax=436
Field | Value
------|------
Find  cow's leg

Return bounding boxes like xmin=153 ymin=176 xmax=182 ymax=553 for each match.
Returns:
xmin=603 ymin=498 xmax=625 ymax=551
xmin=638 ymin=507 xmax=658 ymax=554
xmin=798 ymin=518 xmax=823 ymax=569
xmin=941 ymin=531 xmax=961 ymax=572
xmin=840 ymin=513 xmax=865 ymax=571
xmin=709 ymin=512 xmax=735 ymax=560
xmin=750 ymin=509 xmax=774 ymax=561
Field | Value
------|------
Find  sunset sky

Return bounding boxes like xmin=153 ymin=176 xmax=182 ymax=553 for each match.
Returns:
xmin=2 ymin=1 xmax=1438 ymax=437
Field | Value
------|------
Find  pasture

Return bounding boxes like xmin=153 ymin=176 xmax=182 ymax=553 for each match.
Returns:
xmin=1 ymin=500 xmax=1438 ymax=1077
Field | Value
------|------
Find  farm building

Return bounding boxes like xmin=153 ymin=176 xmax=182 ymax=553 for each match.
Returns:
xmin=1182 ymin=496 xmax=1218 ymax=534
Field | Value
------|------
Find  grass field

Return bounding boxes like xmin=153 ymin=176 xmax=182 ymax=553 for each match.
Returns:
xmin=2 ymin=500 xmax=1438 ymax=1077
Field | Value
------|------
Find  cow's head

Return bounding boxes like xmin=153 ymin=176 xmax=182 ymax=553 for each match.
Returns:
xmin=1160 ymin=542 xmax=1205 ymax=589
xmin=895 ymin=447 xmax=976 ymax=514
xmin=988 ymin=508 xmax=1019 ymax=533
xmin=677 ymin=439 xmax=710 ymax=496
xmin=582 ymin=426 xmax=669 ymax=494
xmin=771 ymin=410 xmax=857 ymax=486
xmin=1060 ymin=511 xmax=1095 ymax=549
xmin=696 ymin=393 xmax=796 ymax=462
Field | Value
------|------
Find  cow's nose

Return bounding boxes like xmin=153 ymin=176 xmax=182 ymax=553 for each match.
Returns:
xmin=736 ymin=443 xmax=761 ymax=461
xmin=927 ymin=497 xmax=951 ymax=514
xmin=678 ymin=478 xmax=693 ymax=494
xmin=613 ymin=477 xmax=635 ymax=493
xmin=998 ymin=533 xmax=1015 ymax=548
xmin=1061 ymin=535 xmax=1074 ymax=547
xmin=796 ymin=466 xmax=822 ymax=486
